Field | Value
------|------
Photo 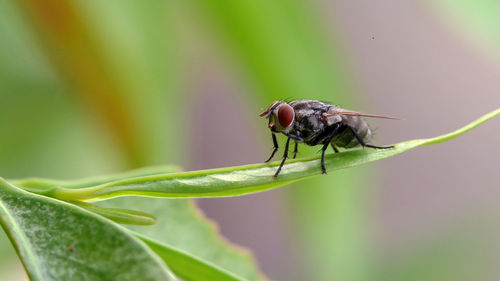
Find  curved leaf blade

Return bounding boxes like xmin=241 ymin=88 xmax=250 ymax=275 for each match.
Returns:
xmin=0 ymin=178 xmax=176 ymax=281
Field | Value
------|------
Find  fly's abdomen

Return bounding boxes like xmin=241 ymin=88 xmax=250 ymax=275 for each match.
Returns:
xmin=333 ymin=116 xmax=372 ymax=148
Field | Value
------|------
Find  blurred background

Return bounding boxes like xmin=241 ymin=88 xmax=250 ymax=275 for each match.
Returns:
xmin=1 ymin=0 xmax=500 ymax=280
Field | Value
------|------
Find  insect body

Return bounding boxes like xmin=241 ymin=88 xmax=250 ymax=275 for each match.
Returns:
xmin=260 ymin=99 xmax=395 ymax=177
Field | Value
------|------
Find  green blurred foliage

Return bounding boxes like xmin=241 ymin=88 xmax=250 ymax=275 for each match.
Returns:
xmin=0 ymin=1 xmax=121 ymax=179
xmin=189 ymin=1 xmax=377 ymax=279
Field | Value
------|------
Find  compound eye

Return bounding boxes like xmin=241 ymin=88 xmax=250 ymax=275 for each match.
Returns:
xmin=277 ymin=104 xmax=294 ymax=127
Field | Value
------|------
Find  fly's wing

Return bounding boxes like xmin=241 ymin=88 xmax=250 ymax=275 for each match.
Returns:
xmin=324 ymin=108 xmax=399 ymax=120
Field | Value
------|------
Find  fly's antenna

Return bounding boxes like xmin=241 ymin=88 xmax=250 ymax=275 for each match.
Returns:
xmin=259 ymin=101 xmax=283 ymax=117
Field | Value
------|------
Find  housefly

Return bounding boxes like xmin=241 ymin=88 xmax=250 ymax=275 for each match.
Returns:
xmin=260 ymin=99 xmax=396 ymax=177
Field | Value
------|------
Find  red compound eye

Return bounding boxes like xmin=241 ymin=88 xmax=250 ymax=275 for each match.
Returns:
xmin=278 ymin=104 xmax=294 ymax=127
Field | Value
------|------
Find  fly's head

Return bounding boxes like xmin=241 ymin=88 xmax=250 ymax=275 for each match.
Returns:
xmin=260 ymin=101 xmax=295 ymax=134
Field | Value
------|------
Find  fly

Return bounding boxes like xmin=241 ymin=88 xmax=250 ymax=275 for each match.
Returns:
xmin=260 ymin=99 xmax=396 ymax=177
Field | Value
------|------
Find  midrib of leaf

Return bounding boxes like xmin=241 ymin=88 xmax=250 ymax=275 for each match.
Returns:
xmin=13 ymin=107 xmax=500 ymax=201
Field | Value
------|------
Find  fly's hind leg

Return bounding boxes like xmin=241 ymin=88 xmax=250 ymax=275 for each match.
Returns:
xmin=365 ymin=144 xmax=394 ymax=149
xmin=320 ymin=142 xmax=330 ymax=174
xmin=348 ymin=127 xmax=393 ymax=149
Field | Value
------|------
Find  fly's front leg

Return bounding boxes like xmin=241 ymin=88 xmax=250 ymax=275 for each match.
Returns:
xmin=265 ymin=134 xmax=279 ymax=163
xmin=348 ymin=127 xmax=393 ymax=149
xmin=274 ymin=137 xmax=291 ymax=178
xmin=293 ymin=142 xmax=298 ymax=159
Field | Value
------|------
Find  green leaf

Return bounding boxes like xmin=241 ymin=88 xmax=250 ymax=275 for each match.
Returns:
xmin=0 ymin=178 xmax=176 ymax=281
xmin=22 ymin=107 xmax=499 ymax=202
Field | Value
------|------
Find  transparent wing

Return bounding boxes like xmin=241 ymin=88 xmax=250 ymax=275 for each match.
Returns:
xmin=324 ymin=108 xmax=399 ymax=120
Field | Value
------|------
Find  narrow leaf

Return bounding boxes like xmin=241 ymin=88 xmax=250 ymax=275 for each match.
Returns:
xmin=73 ymin=201 xmax=157 ymax=226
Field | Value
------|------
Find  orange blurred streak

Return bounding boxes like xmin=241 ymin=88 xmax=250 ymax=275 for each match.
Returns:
xmin=19 ymin=0 xmax=145 ymax=167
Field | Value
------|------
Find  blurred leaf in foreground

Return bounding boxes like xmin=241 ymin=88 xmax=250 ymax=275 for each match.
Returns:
xmin=0 ymin=179 xmax=176 ymax=281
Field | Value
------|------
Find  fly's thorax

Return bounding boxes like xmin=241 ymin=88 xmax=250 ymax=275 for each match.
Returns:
xmin=292 ymin=102 xmax=334 ymax=127
xmin=288 ymin=108 xmax=333 ymax=144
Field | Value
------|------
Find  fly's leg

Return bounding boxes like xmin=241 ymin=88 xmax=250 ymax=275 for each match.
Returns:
xmin=365 ymin=144 xmax=394 ymax=149
xmin=320 ymin=125 xmax=342 ymax=174
xmin=330 ymin=144 xmax=339 ymax=153
xmin=274 ymin=137 xmax=291 ymax=178
xmin=320 ymin=142 xmax=330 ymax=174
xmin=348 ymin=127 xmax=393 ymax=149
xmin=293 ymin=142 xmax=299 ymax=159
xmin=265 ymin=134 xmax=279 ymax=163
